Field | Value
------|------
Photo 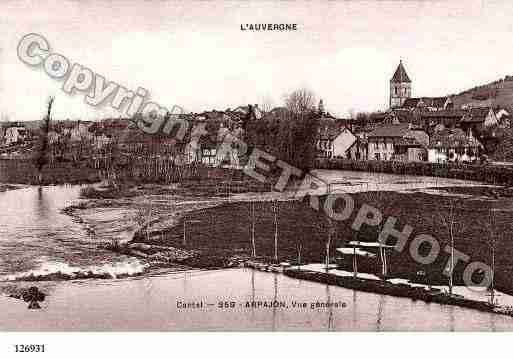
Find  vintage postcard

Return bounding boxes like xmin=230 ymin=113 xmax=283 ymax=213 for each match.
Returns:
xmin=2 ymin=0 xmax=513 ymax=349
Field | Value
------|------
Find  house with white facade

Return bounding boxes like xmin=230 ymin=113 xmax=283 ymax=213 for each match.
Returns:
xmin=3 ymin=126 xmax=28 ymax=145
xmin=495 ymin=108 xmax=510 ymax=128
xmin=367 ymin=123 xmax=428 ymax=162
xmin=459 ymin=107 xmax=498 ymax=136
xmin=317 ymin=121 xmax=357 ymax=159
xmin=427 ymin=128 xmax=483 ymax=163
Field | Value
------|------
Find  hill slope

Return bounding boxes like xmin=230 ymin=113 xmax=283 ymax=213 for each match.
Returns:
xmin=451 ymin=76 xmax=513 ymax=111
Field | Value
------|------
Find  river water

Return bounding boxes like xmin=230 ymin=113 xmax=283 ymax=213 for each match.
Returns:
xmin=2 ymin=268 xmax=513 ymax=331
xmin=0 ymin=185 xmax=146 ymax=281
xmin=1 ymin=170 xmax=513 ymax=330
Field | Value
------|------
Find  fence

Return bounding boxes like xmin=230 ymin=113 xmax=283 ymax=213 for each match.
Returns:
xmin=0 ymin=157 xmax=252 ymax=186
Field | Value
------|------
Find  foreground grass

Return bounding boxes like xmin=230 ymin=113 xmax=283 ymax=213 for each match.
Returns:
xmin=141 ymin=188 xmax=513 ymax=294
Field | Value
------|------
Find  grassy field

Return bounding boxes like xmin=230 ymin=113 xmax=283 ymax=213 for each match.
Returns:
xmin=143 ymin=187 xmax=513 ymax=294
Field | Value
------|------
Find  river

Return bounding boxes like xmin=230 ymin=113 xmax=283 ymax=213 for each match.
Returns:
xmin=1 ymin=170 xmax=513 ymax=330
xmin=0 ymin=185 xmax=146 ymax=281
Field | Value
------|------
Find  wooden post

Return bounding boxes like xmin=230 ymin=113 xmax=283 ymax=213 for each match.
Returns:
xmin=183 ymin=220 xmax=186 ymax=246
xmin=297 ymin=243 xmax=302 ymax=270
xmin=353 ymin=246 xmax=358 ymax=278
xmin=325 ymin=234 xmax=330 ymax=271
xmin=251 ymin=202 xmax=256 ymax=257
xmin=273 ymin=200 xmax=278 ymax=262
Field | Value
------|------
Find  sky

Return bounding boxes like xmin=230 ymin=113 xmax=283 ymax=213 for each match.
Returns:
xmin=1 ymin=0 xmax=512 ymax=121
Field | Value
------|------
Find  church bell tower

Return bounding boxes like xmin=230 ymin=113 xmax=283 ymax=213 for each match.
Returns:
xmin=389 ymin=60 xmax=412 ymax=108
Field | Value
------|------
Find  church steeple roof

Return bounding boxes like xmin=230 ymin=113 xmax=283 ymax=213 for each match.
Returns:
xmin=391 ymin=60 xmax=411 ymax=83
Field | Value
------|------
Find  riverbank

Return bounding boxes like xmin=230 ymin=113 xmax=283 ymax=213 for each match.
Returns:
xmin=316 ymin=159 xmax=513 ymax=186
xmin=62 ymin=182 xmax=264 ymax=271
xmin=133 ymin=186 xmax=513 ymax=292
xmin=55 ymin=171 xmax=513 ymax=308
xmin=0 ymin=184 xmax=22 ymax=193
xmin=3 ymin=267 xmax=513 ymax=331
xmin=63 ymin=182 xmax=513 ymax=288
xmin=283 ymin=266 xmax=513 ymax=317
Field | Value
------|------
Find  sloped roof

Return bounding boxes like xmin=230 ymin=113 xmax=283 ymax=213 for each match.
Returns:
xmin=420 ymin=110 xmax=466 ymax=118
xmin=402 ymin=98 xmax=421 ymax=108
xmin=318 ymin=119 xmax=346 ymax=140
xmin=461 ymin=107 xmax=491 ymax=123
xmin=429 ymin=128 xmax=482 ymax=149
xmin=1 ymin=121 xmax=26 ymax=128
xmin=385 ymin=109 xmax=416 ymax=124
xmin=367 ymin=123 xmax=411 ymax=138
xmin=395 ymin=137 xmax=422 ymax=147
xmin=402 ymin=97 xmax=448 ymax=109
xmin=390 ymin=61 xmax=411 ymax=83
xmin=367 ymin=112 xmax=387 ymax=123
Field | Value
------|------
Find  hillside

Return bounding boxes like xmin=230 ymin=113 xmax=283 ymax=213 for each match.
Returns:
xmin=451 ymin=76 xmax=513 ymax=111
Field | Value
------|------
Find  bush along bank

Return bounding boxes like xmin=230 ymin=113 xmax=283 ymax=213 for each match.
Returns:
xmin=316 ymin=159 xmax=513 ymax=186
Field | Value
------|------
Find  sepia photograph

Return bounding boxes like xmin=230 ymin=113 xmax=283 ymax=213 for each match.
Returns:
xmin=2 ymin=0 xmax=513 ymax=356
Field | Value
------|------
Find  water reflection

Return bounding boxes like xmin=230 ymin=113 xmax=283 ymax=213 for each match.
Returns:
xmin=36 ymin=187 xmax=50 ymax=221
xmin=376 ymin=294 xmax=385 ymax=331
xmin=250 ymin=269 xmax=255 ymax=321
xmin=2 ymin=268 xmax=513 ymax=330
xmin=449 ymin=305 xmax=455 ymax=332
xmin=326 ymin=283 xmax=333 ymax=331
xmin=272 ymin=273 xmax=278 ymax=331
xmin=352 ymin=290 xmax=358 ymax=328
xmin=0 ymin=185 xmax=141 ymax=279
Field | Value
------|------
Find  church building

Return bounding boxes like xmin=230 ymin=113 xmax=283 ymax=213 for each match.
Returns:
xmin=389 ymin=60 xmax=412 ymax=108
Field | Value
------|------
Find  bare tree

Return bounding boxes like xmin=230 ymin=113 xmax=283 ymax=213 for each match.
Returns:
xmin=325 ymin=219 xmax=336 ymax=271
xmin=438 ymin=199 xmax=461 ymax=296
xmin=367 ymin=181 xmax=397 ymax=280
xmin=259 ymin=96 xmax=275 ymax=115
xmin=484 ymin=208 xmax=497 ymax=305
xmin=36 ymin=97 xmax=54 ymax=184
xmin=284 ymin=88 xmax=316 ymax=114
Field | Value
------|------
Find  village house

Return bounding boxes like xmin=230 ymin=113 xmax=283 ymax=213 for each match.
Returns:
xmin=382 ymin=106 xmax=499 ymax=137
xmin=401 ymin=96 xmax=453 ymax=111
xmin=459 ymin=107 xmax=498 ymax=136
xmin=495 ymin=108 xmax=511 ymax=127
xmin=233 ymin=104 xmax=263 ymax=120
xmin=2 ymin=124 xmax=29 ymax=145
xmin=367 ymin=123 xmax=428 ymax=162
xmin=70 ymin=121 xmax=93 ymax=142
xmin=0 ymin=124 xmax=6 ymax=145
xmin=428 ymin=128 xmax=483 ymax=163
xmin=348 ymin=137 xmax=368 ymax=161
xmin=316 ymin=121 xmax=357 ymax=160
xmin=389 ymin=60 xmax=454 ymax=112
